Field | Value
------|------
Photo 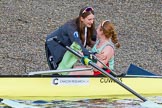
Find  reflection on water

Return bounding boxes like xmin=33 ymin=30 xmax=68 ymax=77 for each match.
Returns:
xmin=0 ymin=96 xmax=162 ymax=108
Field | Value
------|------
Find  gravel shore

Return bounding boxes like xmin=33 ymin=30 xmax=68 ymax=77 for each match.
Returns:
xmin=0 ymin=0 xmax=162 ymax=75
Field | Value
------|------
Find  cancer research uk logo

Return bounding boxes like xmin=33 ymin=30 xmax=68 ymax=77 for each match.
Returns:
xmin=52 ymin=78 xmax=90 ymax=85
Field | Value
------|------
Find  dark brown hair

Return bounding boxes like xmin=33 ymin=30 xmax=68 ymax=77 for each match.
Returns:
xmin=75 ymin=6 xmax=95 ymax=47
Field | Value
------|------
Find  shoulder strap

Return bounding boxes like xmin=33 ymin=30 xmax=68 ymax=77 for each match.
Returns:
xmin=100 ymin=41 xmax=114 ymax=52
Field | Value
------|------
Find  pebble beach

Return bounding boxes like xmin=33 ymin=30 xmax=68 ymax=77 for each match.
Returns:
xmin=0 ymin=0 xmax=162 ymax=75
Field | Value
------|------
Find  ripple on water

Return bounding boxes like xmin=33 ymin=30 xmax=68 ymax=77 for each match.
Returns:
xmin=0 ymin=96 xmax=162 ymax=108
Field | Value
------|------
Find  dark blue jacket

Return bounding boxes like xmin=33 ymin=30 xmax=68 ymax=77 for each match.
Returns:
xmin=45 ymin=19 xmax=96 ymax=65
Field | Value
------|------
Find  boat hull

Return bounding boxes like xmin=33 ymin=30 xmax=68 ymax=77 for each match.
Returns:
xmin=0 ymin=76 xmax=162 ymax=100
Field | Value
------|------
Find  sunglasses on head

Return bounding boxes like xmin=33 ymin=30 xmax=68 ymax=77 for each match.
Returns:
xmin=101 ymin=20 xmax=111 ymax=28
xmin=82 ymin=7 xmax=94 ymax=14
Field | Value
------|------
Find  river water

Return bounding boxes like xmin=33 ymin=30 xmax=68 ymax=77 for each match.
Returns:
xmin=1 ymin=96 xmax=162 ymax=108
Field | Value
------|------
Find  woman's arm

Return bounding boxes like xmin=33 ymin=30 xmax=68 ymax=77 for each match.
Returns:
xmin=93 ymin=46 xmax=114 ymax=71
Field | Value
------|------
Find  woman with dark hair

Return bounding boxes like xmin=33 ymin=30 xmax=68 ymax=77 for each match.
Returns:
xmin=68 ymin=20 xmax=121 ymax=76
xmin=45 ymin=6 xmax=96 ymax=70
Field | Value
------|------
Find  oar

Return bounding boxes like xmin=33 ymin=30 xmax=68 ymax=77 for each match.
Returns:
xmin=52 ymin=36 xmax=162 ymax=108
xmin=28 ymin=68 xmax=92 ymax=75
xmin=0 ymin=98 xmax=39 ymax=108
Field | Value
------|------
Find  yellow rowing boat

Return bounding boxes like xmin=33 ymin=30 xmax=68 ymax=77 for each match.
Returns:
xmin=0 ymin=75 xmax=162 ymax=100
xmin=0 ymin=64 xmax=162 ymax=101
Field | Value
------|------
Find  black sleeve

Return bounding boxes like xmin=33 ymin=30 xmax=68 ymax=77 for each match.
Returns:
xmin=62 ymin=22 xmax=76 ymax=43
